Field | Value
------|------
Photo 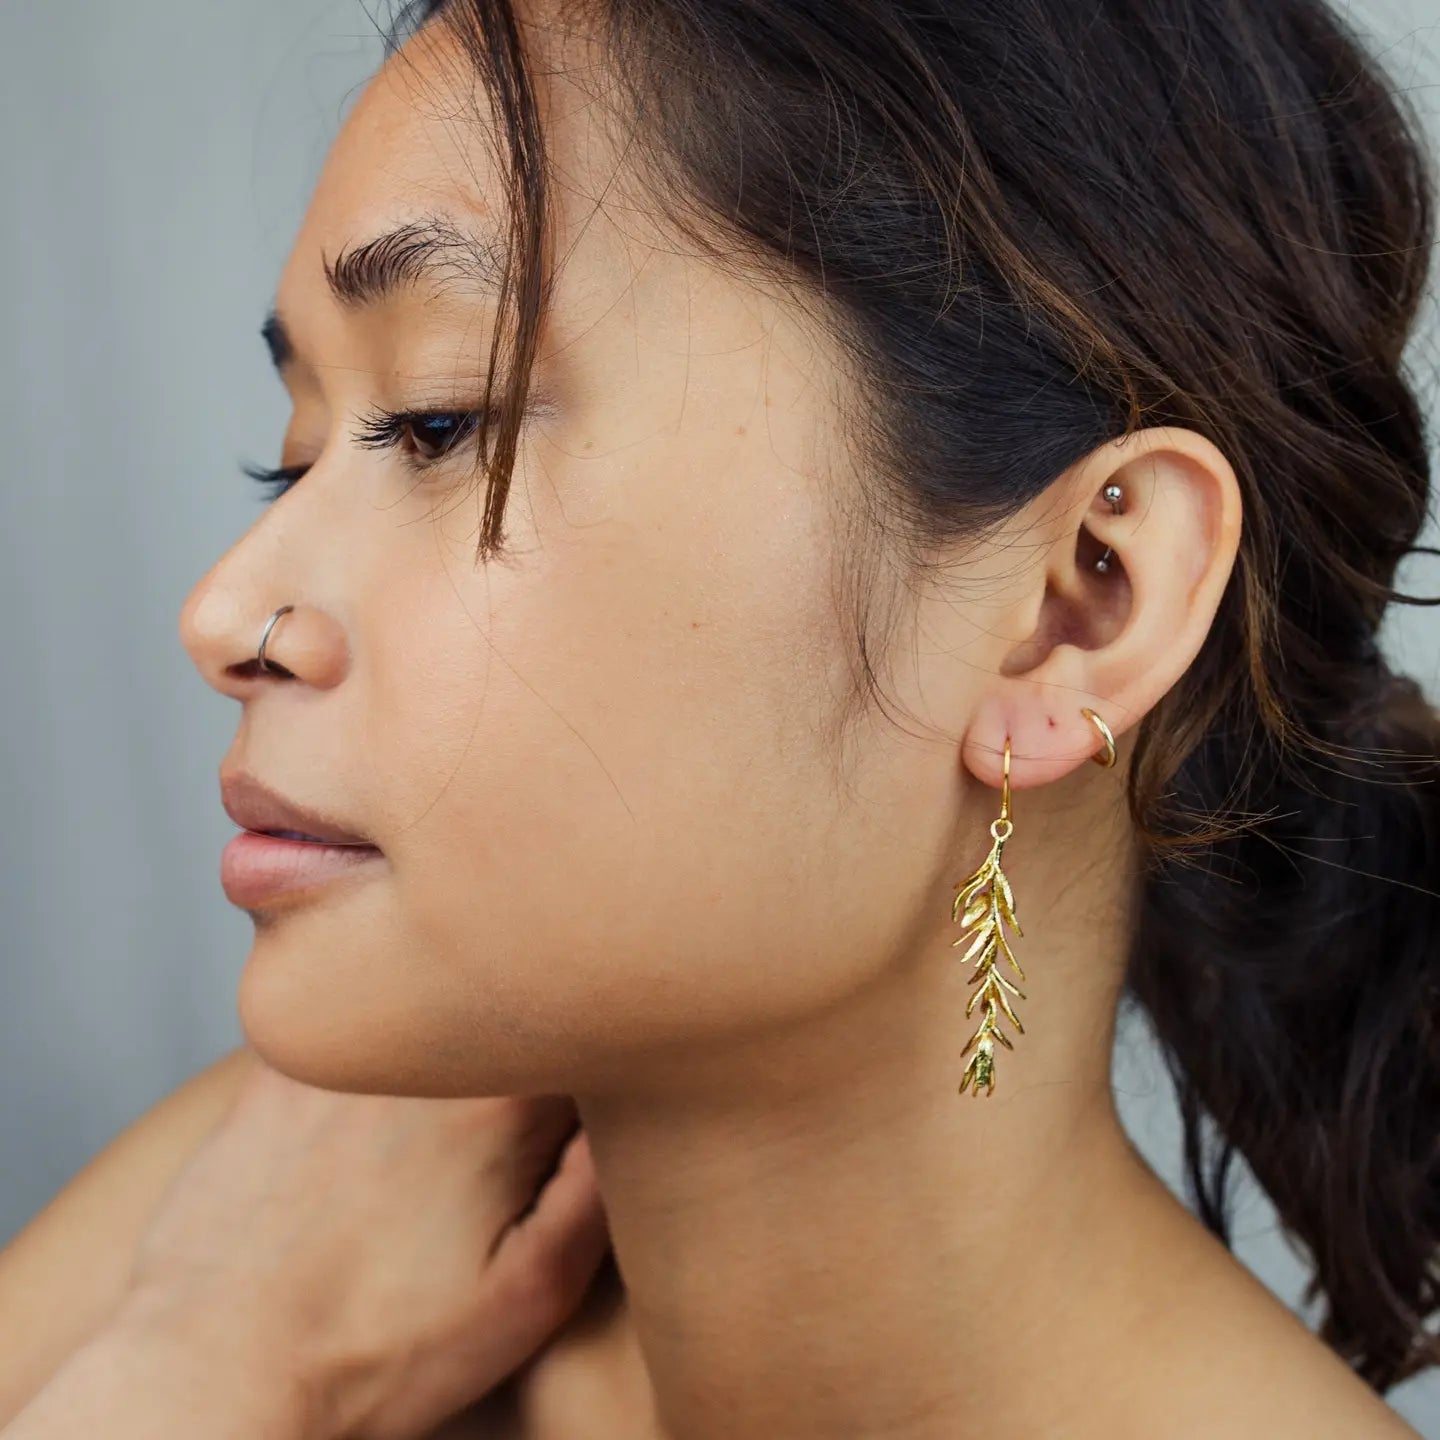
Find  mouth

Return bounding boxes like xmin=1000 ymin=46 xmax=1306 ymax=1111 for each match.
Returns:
xmin=220 ymin=769 xmax=377 ymax=847
xmin=218 ymin=769 xmax=383 ymax=909
xmin=220 ymin=830 xmax=385 ymax=909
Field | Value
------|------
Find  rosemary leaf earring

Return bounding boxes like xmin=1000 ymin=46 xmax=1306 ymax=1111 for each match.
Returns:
xmin=952 ymin=734 xmax=1025 ymax=1098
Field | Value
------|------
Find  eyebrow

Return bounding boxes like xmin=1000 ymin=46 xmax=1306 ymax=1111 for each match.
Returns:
xmin=261 ymin=214 xmax=507 ymax=375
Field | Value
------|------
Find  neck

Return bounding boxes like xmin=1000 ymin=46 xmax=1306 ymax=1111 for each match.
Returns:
xmin=577 ymin=892 xmax=1184 ymax=1440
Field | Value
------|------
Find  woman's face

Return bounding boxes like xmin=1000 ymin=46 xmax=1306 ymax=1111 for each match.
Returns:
xmin=179 ymin=13 xmax=991 ymax=1099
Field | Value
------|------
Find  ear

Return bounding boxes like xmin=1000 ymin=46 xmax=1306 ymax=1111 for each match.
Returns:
xmin=960 ymin=426 xmax=1243 ymax=789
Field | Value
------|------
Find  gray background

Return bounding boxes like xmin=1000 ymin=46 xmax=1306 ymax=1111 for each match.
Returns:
xmin=2 ymin=1 xmax=1438 ymax=1430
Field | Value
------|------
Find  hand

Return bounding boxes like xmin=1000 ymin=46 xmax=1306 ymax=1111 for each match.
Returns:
xmin=114 ymin=1059 xmax=611 ymax=1440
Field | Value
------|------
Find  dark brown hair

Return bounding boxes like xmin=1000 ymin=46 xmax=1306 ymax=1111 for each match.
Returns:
xmin=385 ymin=0 xmax=1440 ymax=1393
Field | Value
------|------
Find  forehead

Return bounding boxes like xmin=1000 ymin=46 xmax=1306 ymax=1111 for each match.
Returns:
xmin=276 ymin=13 xmax=611 ymax=311
xmin=267 ymin=6 xmax=849 ymax=462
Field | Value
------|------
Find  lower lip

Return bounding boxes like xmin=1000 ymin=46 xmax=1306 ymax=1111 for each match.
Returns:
xmin=220 ymin=831 xmax=384 ymax=908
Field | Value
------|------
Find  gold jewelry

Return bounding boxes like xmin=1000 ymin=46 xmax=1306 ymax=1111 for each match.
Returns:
xmin=952 ymin=733 xmax=1024 ymax=1098
xmin=952 ymin=706 xmax=1117 ymax=1096
xmin=1081 ymin=706 xmax=1117 ymax=766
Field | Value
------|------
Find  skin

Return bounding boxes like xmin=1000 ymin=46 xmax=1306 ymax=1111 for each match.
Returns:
xmin=178 ymin=7 xmax=1417 ymax=1439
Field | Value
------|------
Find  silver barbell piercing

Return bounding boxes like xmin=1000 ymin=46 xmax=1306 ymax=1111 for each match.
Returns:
xmin=1095 ymin=482 xmax=1124 ymax=573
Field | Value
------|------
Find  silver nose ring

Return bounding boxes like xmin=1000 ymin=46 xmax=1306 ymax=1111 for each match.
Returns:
xmin=257 ymin=605 xmax=294 ymax=674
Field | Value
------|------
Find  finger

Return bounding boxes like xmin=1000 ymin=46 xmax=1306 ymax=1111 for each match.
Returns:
xmin=487 ymin=1097 xmax=586 ymax=1214
xmin=487 ymin=1131 xmax=611 ymax=1332
xmin=487 ymin=1093 xmax=580 ymax=1143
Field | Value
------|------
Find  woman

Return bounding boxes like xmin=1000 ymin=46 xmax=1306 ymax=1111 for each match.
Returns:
xmin=4 ymin=0 xmax=1438 ymax=1435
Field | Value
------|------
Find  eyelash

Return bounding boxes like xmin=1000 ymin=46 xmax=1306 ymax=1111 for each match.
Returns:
xmin=242 ymin=404 xmax=493 ymax=501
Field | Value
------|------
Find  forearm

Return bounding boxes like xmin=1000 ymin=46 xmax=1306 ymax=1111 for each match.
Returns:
xmin=0 ymin=1296 xmax=320 ymax=1440
xmin=0 ymin=1045 xmax=258 ymax=1425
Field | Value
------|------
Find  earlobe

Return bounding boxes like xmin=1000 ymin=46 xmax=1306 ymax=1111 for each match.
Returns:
xmin=961 ymin=426 xmax=1242 ymax=792
xmin=961 ymin=690 xmax=1127 ymax=792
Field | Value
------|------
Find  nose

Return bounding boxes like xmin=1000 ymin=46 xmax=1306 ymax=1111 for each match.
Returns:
xmin=179 ymin=576 xmax=350 ymax=700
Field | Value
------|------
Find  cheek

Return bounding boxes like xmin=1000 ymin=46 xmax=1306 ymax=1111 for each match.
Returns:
xmin=353 ymin=463 xmax=900 ymax=1083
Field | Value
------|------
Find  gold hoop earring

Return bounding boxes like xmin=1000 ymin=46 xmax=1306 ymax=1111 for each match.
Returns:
xmin=952 ymin=734 xmax=1025 ymax=1098
xmin=1081 ymin=706 xmax=1117 ymax=767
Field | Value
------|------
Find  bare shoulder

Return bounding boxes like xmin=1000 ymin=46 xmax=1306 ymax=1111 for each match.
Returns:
xmin=0 ymin=1045 xmax=260 ymax=1426
xmin=1271 ymin=1359 xmax=1426 ymax=1439
xmin=1231 ymin=1307 xmax=1425 ymax=1435
xmin=1122 ymin=1230 xmax=1426 ymax=1440
xmin=1251 ymin=1368 xmax=1424 ymax=1440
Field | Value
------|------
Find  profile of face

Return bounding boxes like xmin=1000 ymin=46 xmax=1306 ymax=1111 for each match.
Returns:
xmin=179 ymin=5 xmax=1238 ymax=1102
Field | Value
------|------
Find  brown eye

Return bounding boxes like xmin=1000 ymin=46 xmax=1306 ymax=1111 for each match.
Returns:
xmin=353 ymin=405 xmax=490 ymax=467
xmin=406 ymin=412 xmax=480 ymax=461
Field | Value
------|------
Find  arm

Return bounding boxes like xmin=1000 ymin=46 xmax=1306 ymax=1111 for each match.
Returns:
xmin=0 ymin=1290 xmax=315 ymax=1440
xmin=0 ymin=1045 xmax=259 ymax=1426
xmin=0 ymin=1046 xmax=574 ymax=1440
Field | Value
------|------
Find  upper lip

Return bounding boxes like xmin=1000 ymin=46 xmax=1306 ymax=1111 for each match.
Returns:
xmin=220 ymin=770 xmax=376 ymax=847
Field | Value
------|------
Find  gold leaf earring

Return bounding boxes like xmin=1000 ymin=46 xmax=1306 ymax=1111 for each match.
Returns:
xmin=953 ymin=734 xmax=1024 ymax=1098
xmin=952 ymin=708 xmax=1118 ymax=1097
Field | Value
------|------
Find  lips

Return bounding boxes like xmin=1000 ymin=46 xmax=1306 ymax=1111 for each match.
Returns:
xmin=220 ymin=769 xmax=377 ymax=848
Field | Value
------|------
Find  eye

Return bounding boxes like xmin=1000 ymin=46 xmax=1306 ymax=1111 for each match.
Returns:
xmin=241 ymin=460 xmax=308 ymax=501
xmin=241 ymin=405 xmax=495 ymax=505
xmin=353 ymin=406 xmax=490 ymax=466
xmin=409 ymin=412 xmax=480 ymax=461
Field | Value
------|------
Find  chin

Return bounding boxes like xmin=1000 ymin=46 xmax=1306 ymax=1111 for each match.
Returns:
xmin=233 ymin=923 xmax=570 ymax=1100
